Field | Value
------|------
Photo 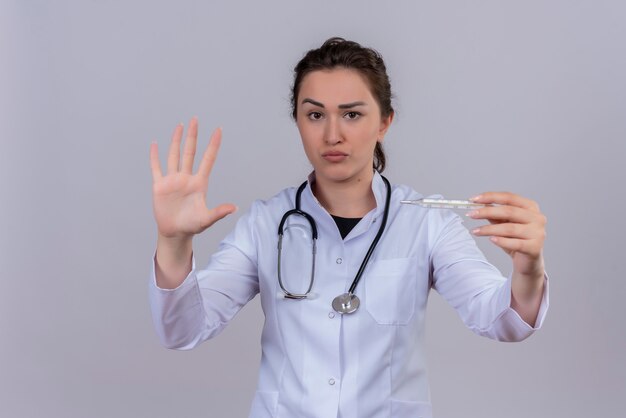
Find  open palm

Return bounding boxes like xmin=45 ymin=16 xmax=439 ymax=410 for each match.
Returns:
xmin=150 ymin=118 xmax=236 ymax=239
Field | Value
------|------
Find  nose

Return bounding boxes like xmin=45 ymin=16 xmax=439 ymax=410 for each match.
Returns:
xmin=324 ymin=117 xmax=342 ymax=145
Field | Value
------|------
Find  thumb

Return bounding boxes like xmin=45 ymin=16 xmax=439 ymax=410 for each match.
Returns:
xmin=201 ymin=203 xmax=238 ymax=230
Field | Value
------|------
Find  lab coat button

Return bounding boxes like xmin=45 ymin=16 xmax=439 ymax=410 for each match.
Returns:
xmin=336 ymin=258 xmax=343 ymax=264
xmin=328 ymin=312 xmax=335 ymax=319
xmin=328 ymin=378 xmax=336 ymax=385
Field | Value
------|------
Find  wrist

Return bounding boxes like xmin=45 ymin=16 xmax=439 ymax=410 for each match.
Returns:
xmin=514 ymin=267 xmax=545 ymax=283
xmin=513 ymin=253 xmax=545 ymax=280
xmin=158 ymin=232 xmax=192 ymax=249
xmin=156 ymin=235 xmax=193 ymax=268
xmin=155 ymin=236 xmax=193 ymax=290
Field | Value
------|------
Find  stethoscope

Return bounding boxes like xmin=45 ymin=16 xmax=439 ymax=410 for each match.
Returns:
xmin=277 ymin=175 xmax=391 ymax=314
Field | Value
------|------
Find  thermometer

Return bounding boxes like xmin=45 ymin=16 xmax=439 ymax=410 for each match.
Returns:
xmin=400 ymin=198 xmax=491 ymax=210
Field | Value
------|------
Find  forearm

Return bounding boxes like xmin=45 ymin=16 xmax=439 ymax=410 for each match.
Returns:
xmin=155 ymin=234 xmax=193 ymax=289
xmin=510 ymin=261 xmax=545 ymax=327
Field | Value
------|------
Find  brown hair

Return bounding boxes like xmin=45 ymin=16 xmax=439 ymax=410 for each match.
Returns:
xmin=291 ymin=37 xmax=394 ymax=173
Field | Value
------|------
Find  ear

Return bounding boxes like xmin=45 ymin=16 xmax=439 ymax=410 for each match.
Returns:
xmin=377 ymin=111 xmax=394 ymax=143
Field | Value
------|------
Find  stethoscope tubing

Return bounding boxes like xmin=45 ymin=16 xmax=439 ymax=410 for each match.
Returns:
xmin=276 ymin=175 xmax=391 ymax=307
xmin=347 ymin=175 xmax=391 ymax=295
xmin=277 ymin=181 xmax=318 ymax=299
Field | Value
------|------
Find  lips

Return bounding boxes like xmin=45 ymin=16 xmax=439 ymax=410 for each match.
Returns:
xmin=322 ymin=151 xmax=348 ymax=162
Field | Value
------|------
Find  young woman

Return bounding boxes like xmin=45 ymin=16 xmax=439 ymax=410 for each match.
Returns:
xmin=149 ymin=37 xmax=548 ymax=418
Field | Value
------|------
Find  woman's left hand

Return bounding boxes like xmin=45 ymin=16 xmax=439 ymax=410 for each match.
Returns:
xmin=467 ymin=192 xmax=547 ymax=278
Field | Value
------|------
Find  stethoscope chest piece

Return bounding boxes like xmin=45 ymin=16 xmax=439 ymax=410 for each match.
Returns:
xmin=332 ymin=293 xmax=360 ymax=314
xmin=278 ymin=175 xmax=391 ymax=315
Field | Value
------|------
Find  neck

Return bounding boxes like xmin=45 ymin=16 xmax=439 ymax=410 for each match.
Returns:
xmin=312 ymin=171 xmax=376 ymax=218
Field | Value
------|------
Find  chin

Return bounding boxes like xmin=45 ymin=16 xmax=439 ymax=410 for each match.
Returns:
xmin=315 ymin=165 xmax=370 ymax=184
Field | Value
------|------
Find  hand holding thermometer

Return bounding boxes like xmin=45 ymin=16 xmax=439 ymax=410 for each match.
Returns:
xmin=400 ymin=198 xmax=493 ymax=210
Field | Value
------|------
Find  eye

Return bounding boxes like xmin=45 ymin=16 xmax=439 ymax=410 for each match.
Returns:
xmin=344 ymin=111 xmax=361 ymax=120
xmin=307 ymin=111 xmax=323 ymax=121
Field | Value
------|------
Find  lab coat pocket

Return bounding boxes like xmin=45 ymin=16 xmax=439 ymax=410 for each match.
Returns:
xmin=364 ymin=258 xmax=417 ymax=325
xmin=249 ymin=391 xmax=279 ymax=417
xmin=390 ymin=399 xmax=433 ymax=418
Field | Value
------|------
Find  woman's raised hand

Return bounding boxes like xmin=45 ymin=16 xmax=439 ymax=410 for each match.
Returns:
xmin=150 ymin=118 xmax=237 ymax=240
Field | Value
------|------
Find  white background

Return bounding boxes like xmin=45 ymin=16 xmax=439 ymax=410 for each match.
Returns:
xmin=1 ymin=1 xmax=624 ymax=417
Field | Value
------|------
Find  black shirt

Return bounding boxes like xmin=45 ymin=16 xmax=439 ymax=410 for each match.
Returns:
xmin=331 ymin=215 xmax=362 ymax=239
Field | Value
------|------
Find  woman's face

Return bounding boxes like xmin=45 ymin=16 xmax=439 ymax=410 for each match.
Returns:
xmin=295 ymin=68 xmax=392 ymax=186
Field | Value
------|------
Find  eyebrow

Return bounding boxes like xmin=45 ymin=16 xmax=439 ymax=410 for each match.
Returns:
xmin=301 ymin=98 xmax=367 ymax=109
xmin=339 ymin=101 xmax=367 ymax=109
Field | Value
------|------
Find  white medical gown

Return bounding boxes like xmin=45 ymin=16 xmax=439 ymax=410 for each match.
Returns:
xmin=149 ymin=171 xmax=549 ymax=418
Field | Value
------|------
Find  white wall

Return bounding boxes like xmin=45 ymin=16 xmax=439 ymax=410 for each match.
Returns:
xmin=1 ymin=1 xmax=624 ymax=417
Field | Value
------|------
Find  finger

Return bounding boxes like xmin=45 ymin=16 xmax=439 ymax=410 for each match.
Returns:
xmin=489 ymin=236 xmax=542 ymax=258
xmin=181 ymin=117 xmax=198 ymax=174
xmin=198 ymin=127 xmax=222 ymax=179
xmin=167 ymin=123 xmax=184 ymax=174
xmin=149 ymin=141 xmax=163 ymax=181
xmin=471 ymin=192 xmax=539 ymax=212
xmin=472 ymin=222 xmax=538 ymax=240
xmin=467 ymin=205 xmax=537 ymax=224
xmin=200 ymin=203 xmax=238 ymax=230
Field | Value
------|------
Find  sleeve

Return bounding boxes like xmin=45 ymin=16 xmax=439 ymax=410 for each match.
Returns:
xmin=429 ymin=212 xmax=549 ymax=342
xmin=148 ymin=204 xmax=261 ymax=350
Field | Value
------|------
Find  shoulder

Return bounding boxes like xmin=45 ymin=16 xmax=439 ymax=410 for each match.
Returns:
xmin=390 ymin=182 xmax=424 ymax=201
xmin=250 ymin=186 xmax=296 ymax=213
xmin=388 ymin=181 xmax=459 ymax=229
xmin=224 ymin=186 xmax=298 ymax=246
xmin=242 ymin=186 xmax=298 ymax=230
